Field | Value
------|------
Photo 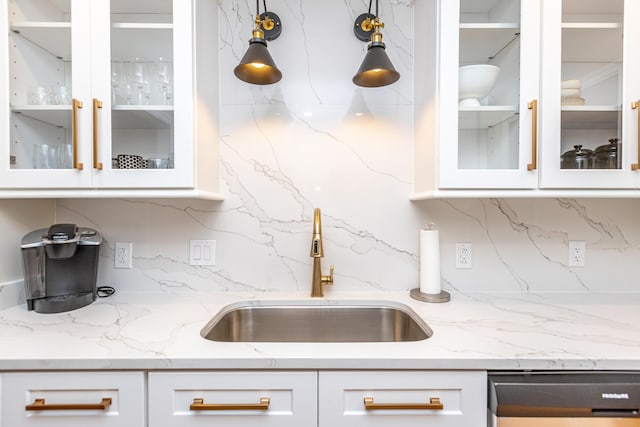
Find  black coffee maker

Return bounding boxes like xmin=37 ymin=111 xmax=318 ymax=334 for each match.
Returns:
xmin=21 ymin=224 xmax=102 ymax=313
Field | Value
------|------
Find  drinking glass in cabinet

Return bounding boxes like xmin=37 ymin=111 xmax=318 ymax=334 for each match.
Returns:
xmin=32 ymin=144 xmax=71 ymax=169
xmin=156 ymin=58 xmax=173 ymax=105
xmin=559 ymin=0 xmax=623 ymax=170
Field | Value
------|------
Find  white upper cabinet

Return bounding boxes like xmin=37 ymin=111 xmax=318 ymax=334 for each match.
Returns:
xmin=0 ymin=0 xmax=221 ymax=198
xmin=414 ymin=0 xmax=640 ymax=196
xmin=539 ymin=0 xmax=640 ymax=188
xmin=439 ymin=0 xmax=540 ymax=190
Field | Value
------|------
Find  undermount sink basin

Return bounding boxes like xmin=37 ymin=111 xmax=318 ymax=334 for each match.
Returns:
xmin=200 ymin=300 xmax=433 ymax=343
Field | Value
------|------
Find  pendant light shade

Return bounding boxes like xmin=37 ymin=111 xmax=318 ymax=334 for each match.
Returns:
xmin=234 ymin=36 xmax=282 ymax=85
xmin=352 ymin=2 xmax=400 ymax=88
xmin=352 ymin=41 xmax=400 ymax=88
xmin=234 ymin=3 xmax=283 ymax=86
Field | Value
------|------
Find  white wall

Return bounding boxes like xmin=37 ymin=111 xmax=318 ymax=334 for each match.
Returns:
xmin=0 ymin=199 xmax=54 ymax=284
xmin=0 ymin=200 xmax=54 ymax=308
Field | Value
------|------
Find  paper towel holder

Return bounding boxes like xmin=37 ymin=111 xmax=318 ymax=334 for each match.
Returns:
xmin=410 ymin=287 xmax=450 ymax=303
xmin=410 ymin=222 xmax=450 ymax=303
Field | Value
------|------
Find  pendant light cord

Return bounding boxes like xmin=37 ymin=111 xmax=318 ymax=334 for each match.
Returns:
xmin=367 ymin=0 xmax=379 ymax=18
xmin=256 ymin=0 xmax=268 ymax=15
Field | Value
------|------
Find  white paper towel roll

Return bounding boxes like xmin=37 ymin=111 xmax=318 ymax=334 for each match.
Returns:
xmin=419 ymin=226 xmax=441 ymax=295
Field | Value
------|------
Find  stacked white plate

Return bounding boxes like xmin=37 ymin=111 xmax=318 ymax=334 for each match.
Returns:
xmin=561 ymin=79 xmax=585 ymax=106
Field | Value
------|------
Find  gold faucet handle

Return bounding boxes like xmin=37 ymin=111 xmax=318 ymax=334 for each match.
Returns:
xmin=322 ymin=265 xmax=334 ymax=285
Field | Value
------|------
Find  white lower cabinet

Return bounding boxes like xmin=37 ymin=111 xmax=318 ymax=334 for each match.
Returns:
xmin=0 ymin=369 xmax=487 ymax=427
xmin=148 ymin=371 xmax=318 ymax=427
xmin=148 ymin=370 xmax=487 ymax=427
xmin=0 ymin=371 xmax=145 ymax=427
xmin=319 ymin=370 xmax=487 ymax=427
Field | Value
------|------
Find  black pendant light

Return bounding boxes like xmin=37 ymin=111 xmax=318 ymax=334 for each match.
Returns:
xmin=234 ymin=0 xmax=283 ymax=85
xmin=352 ymin=0 xmax=400 ymax=88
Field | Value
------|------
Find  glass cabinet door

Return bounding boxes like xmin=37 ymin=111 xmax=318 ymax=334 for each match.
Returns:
xmin=91 ymin=0 xmax=193 ymax=188
xmin=4 ymin=0 xmax=91 ymax=187
xmin=540 ymin=0 xmax=640 ymax=188
xmin=108 ymin=0 xmax=174 ymax=172
xmin=439 ymin=0 xmax=539 ymax=189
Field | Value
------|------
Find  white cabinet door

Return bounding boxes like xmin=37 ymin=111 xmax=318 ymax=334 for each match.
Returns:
xmin=0 ymin=371 xmax=145 ymax=427
xmin=436 ymin=0 xmax=540 ymax=190
xmin=1 ymin=0 xmax=93 ymax=188
xmin=539 ymin=0 xmax=640 ymax=188
xmin=88 ymin=0 xmax=194 ymax=189
xmin=148 ymin=371 xmax=318 ymax=427
xmin=319 ymin=370 xmax=487 ymax=427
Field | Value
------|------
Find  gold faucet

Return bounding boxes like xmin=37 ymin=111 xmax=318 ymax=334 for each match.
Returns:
xmin=310 ymin=208 xmax=334 ymax=297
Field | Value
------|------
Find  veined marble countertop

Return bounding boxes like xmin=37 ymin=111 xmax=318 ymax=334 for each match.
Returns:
xmin=0 ymin=291 xmax=638 ymax=371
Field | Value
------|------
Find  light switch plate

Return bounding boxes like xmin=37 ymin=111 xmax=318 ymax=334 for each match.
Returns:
xmin=190 ymin=240 xmax=216 ymax=266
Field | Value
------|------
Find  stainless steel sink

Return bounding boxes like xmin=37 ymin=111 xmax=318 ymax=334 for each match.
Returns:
xmin=200 ymin=300 xmax=432 ymax=342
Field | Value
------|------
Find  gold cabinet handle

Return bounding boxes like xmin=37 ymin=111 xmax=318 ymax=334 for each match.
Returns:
xmin=72 ymin=98 xmax=84 ymax=170
xmin=527 ymin=99 xmax=538 ymax=171
xmin=26 ymin=397 xmax=112 ymax=411
xmin=363 ymin=396 xmax=444 ymax=411
xmin=190 ymin=397 xmax=270 ymax=411
xmin=92 ymin=98 xmax=103 ymax=170
xmin=632 ymin=100 xmax=640 ymax=170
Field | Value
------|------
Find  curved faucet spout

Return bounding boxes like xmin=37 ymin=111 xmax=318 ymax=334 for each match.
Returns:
xmin=310 ymin=208 xmax=334 ymax=297
xmin=310 ymin=208 xmax=324 ymax=257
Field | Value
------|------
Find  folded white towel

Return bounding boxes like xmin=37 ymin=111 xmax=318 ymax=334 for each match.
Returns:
xmin=561 ymin=88 xmax=581 ymax=98
xmin=561 ymin=79 xmax=581 ymax=89
xmin=561 ymin=97 xmax=585 ymax=106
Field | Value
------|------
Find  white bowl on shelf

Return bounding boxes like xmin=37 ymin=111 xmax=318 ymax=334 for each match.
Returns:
xmin=458 ymin=64 xmax=501 ymax=107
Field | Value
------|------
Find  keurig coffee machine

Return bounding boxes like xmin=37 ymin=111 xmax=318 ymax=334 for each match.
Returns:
xmin=21 ymin=224 xmax=102 ymax=313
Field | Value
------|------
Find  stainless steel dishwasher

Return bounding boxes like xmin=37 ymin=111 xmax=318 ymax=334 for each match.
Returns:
xmin=489 ymin=372 xmax=640 ymax=426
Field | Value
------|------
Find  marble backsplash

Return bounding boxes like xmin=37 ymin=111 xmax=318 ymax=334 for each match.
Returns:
xmin=54 ymin=197 xmax=640 ymax=295
xmin=4 ymin=0 xmax=640 ymax=300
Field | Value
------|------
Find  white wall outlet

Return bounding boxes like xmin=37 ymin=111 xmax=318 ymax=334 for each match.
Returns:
xmin=190 ymin=240 xmax=216 ymax=266
xmin=115 ymin=242 xmax=133 ymax=269
xmin=568 ymin=240 xmax=586 ymax=267
xmin=455 ymin=243 xmax=472 ymax=269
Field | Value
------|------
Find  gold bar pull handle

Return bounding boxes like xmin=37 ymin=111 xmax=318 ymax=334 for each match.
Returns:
xmin=632 ymin=100 xmax=640 ymax=170
xmin=527 ymin=99 xmax=538 ymax=171
xmin=26 ymin=397 xmax=112 ymax=411
xmin=72 ymin=98 xmax=84 ymax=170
xmin=92 ymin=98 xmax=103 ymax=170
xmin=363 ymin=396 xmax=444 ymax=411
xmin=190 ymin=397 xmax=270 ymax=411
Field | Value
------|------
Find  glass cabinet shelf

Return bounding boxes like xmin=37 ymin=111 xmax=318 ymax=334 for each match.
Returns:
xmin=459 ymin=107 xmax=518 ymax=129
xmin=459 ymin=26 xmax=519 ymax=63
xmin=11 ymin=105 xmax=71 ymax=128
xmin=561 ymin=107 xmax=620 ymax=129
xmin=11 ymin=105 xmax=173 ymax=130
xmin=10 ymin=23 xmax=71 ymax=60
xmin=112 ymin=107 xmax=173 ymax=129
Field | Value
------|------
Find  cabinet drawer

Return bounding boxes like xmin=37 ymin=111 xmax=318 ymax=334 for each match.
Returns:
xmin=148 ymin=371 xmax=317 ymax=427
xmin=0 ymin=371 xmax=145 ymax=427
xmin=319 ymin=370 xmax=487 ymax=427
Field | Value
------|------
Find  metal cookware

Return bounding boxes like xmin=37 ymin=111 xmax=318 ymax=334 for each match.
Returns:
xmin=561 ymin=145 xmax=593 ymax=169
xmin=593 ymin=138 xmax=619 ymax=169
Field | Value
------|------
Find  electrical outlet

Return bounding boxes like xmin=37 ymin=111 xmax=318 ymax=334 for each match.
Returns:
xmin=568 ymin=240 xmax=586 ymax=267
xmin=455 ymin=243 xmax=472 ymax=269
xmin=190 ymin=240 xmax=216 ymax=266
xmin=115 ymin=242 xmax=132 ymax=269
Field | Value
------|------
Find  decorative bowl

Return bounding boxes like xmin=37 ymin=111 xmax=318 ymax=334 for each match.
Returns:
xmin=458 ymin=64 xmax=500 ymax=107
